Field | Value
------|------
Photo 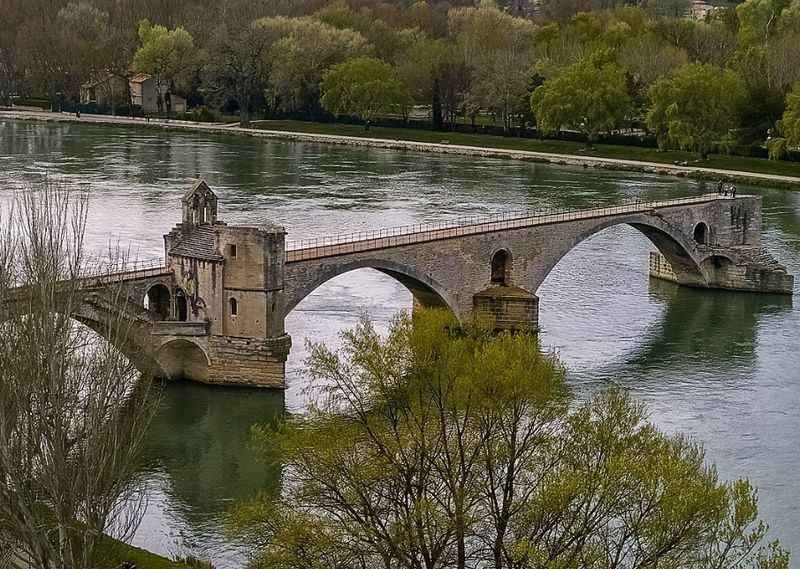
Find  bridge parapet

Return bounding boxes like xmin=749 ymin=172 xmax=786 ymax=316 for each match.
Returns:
xmin=286 ymin=194 xmax=739 ymax=262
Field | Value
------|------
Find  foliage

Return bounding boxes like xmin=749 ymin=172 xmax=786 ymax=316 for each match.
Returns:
xmin=449 ymin=4 xmax=538 ymax=131
xmin=647 ymin=63 xmax=747 ymax=158
xmin=230 ymin=309 xmax=787 ymax=569
xmin=256 ymin=16 xmax=369 ymax=116
xmin=736 ymin=0 xmax=793 ymax=46
xmin=202 ymin=20 xmax=279 ymax=125
xmin=6 ymin=0 xmax=800 ymax=153
xmin=777 ymin=81 xmax=800 ymax=146
xmin=531 ymin=60 xmax=632 ymax=144
xmin=133 ymin=19 xmax=198 ymax=96
xmin=0 ymin=183 xmax=158 ymax=569
xmin=321 ymin=57 xmax=411 ymax=125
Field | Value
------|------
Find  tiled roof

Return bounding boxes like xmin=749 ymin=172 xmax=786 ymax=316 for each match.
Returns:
xmin=169 ymin=226 xmax=223 ymax=261
xmin=130 ymin=73 xmax=152 ymax=84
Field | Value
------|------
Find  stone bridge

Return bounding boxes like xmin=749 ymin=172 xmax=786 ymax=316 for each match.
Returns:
xmin=27 ymin=181 xmax=794 ymax=388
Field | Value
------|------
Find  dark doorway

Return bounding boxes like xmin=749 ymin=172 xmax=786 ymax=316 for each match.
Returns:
xmin=491 ymin=250 xmax=511 ymax=285
xmin=176 ymin=289 xmax=188 ymax=321
xmin=694 ymin=222 xmax=709 ymax=245
xmin=145 ymin=284 xmax=171 ymax=320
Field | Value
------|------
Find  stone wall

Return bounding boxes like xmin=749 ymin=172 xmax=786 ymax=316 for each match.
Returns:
xmin=206 ymin=334 xmax=292 ymax=388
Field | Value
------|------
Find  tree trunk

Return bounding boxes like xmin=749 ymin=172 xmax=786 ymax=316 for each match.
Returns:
xmin=432 ymin=80 xmax=443 ymax=131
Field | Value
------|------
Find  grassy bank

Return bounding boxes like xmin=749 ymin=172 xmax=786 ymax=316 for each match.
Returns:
xmin=93 ymin=537 xmax=201 ymax=569
xmin=251 ymin=120 xmax=800 ymax=179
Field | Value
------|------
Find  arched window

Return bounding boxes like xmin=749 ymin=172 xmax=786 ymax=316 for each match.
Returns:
xmin=491 ymin=250 xmax=511 ymax=285
xmin=230 ymin=297 xmax=238 ymax=316
xmin=694 ymin=222 xmax=709 ymax=245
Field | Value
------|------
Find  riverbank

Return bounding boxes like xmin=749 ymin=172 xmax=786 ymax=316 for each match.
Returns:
xmin=3 ymin=109 xmax=800 ymax=189
xmin=8 ymin=537 xmax=196 ymax=569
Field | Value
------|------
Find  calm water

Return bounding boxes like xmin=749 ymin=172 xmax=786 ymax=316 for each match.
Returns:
xmin=1 ymin=119 xmax=799 ymax=566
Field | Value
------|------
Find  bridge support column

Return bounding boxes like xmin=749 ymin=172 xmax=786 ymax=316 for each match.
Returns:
xmin=473 ymin=287 xmax=539 ymax=332
xmin=649 ymin=251 xmax=794 ymax=294
xmin=206 ymin=334 xmax=292 ymax=388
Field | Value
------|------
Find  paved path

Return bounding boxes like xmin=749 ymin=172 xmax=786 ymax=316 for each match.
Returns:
xmin=3 ymin=109 xmax=799 ymax=188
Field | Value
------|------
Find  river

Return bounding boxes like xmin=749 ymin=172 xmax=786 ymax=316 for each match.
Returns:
xmin=1 ymin=118 xmax=798 ymax=567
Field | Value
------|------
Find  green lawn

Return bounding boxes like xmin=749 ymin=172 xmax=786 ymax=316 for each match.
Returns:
xmin=250 ymin=120 xmax=800 ymax=179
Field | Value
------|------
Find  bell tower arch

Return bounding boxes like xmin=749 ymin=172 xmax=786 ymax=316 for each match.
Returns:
xmin=182 ymin=180 xmax=218 ymax=226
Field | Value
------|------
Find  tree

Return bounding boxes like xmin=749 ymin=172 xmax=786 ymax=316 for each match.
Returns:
xmin=57 ymin=1 xmax=134 ymax=114
xmin=261 ymin=17 xmax=369 ymax=117
xmin=450 ymin=4 xmax=538 ymax=132
xmin=777 ymin=81 xmax=800 ymax=146
xmin=132 ymin=19 xmax=198 ymax=109
xmin=231 ymin=310 xmax=787 ymax=569
xmin=398 ymin=38 xmax=467 ymax=130
xmin=0 ymin=183 xmax=157 ymax=568
xmin=531 ymin=60 xmax=633 ymax=145
xmin=647 ymin=63 xmax=746 ymax=158
xmin=512 ymin=390 xmax=789 ymax=569
xmin=321 ymin=56 xmax=411 ymax=128
xmin=736 ymin=0 xmax=793 ymax=47
xmin=203 ymin=20 xmax=279 ymax=126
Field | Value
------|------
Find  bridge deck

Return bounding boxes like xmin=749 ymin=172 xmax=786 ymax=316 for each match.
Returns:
xmin=79 ymin=264 xmax=171 ymax=286
xmin=285 ymin=194 xmax=727 ymax=262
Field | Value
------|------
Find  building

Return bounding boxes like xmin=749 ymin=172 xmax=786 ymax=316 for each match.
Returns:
xmin=129 ymin=73 xmax=186 ymax=114
xmin=82 ymin=73 xmax=186 ymax=114
xmin=79 ymin=74 xmax=129 ymax=108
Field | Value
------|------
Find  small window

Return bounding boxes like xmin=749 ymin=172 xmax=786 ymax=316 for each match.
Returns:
xmin=230 ymin=298 xmax=238 ymax=316
xmin=228 ymin=244 xmax=237 ymax=259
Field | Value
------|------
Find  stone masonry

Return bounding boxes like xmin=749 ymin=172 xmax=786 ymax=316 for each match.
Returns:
xmin=46 ymin=182 xmax=794 ymax=389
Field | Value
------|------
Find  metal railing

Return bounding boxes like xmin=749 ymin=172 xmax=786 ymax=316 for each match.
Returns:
xmin=78 ymin=257 xmax=168 ymax=280
xmin=286 ymin=193 xmax=730 ymax=262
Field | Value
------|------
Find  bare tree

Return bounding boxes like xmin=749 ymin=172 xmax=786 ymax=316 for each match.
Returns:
xmin=0 ymin=182 xmax=157 ymax=569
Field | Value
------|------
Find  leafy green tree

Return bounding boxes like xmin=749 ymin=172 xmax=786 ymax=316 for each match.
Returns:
xmin=777 ymin=81 xmax=800 ymax=146
xmin=398 ymin=38 xmax=468 ymax=129
xmin=531 ymin=60 xmax=633 ymax=145
xmin=736 ymin=0 xmax=793 ymax=46
xmin=230 ymin=309 xmax=787 ymax=569
xmin=450 ymin=4 xmax=538 ymax=131
xmin=321 ymin=56 xmax=411 ymax=128
xmin=259 ymin=16 xmax=369 ymax=117
xmin=647 ymin=63 xmax=746 ymax=158
xmin=133 ymin=19 xmax=198 ymax=105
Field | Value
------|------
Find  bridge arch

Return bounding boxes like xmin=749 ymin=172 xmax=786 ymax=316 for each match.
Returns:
xmin=491 ymin=249 xmax=512 ymax=285
xmin=156 ymin=339 xmax=210 ymax=382
xmin=533 ymin=214 xmax=709 ymax=292
xmin=693 ymin=222 xmax=710 ymax=245
xmin=144 ymin=283 xmax=171 ymax=320
xmin=283 ymin=258 xmax=458 ymax=317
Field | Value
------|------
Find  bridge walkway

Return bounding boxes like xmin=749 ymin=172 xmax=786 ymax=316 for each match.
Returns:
xmin=285 ymin=194 xmax=728 ymax=262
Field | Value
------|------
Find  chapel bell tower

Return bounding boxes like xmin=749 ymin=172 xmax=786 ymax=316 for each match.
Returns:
xmin=182 ymin=180 xmax=218 ymax=226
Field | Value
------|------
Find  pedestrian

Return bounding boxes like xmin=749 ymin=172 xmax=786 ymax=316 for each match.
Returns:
xmin=717 ymin=180 xmax=724 ymax=195
xmin=732 ymin=185 xmax=737 ymax=198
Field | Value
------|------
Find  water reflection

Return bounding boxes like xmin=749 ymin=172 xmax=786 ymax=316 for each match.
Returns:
xmin=630 ymin=279 xmax=794 ymax=370
xmin=135 ymin=383 xmax=284 ymax=562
